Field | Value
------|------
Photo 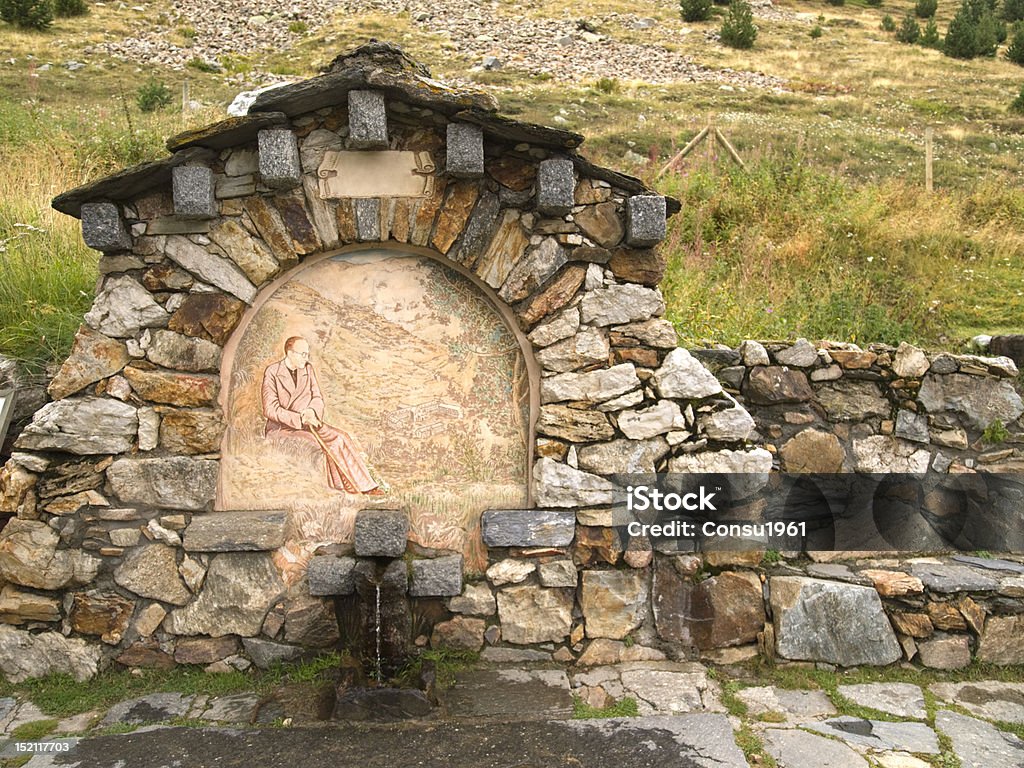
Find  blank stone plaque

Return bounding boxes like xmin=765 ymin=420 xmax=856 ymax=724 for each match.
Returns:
xmin=317 ymin=151 xmax=435 ymax=199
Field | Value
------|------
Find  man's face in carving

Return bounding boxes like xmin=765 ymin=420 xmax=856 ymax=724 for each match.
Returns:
xmin=285 ymin=338 xmax=310 ymax=370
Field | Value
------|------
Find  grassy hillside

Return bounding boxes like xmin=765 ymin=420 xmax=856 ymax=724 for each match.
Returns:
xmin=1 ymin=0 xmax=1022 ymax=370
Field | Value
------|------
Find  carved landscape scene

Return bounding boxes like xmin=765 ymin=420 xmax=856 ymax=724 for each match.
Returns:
xmin=218 ymin=250 xmax=529 ymax=578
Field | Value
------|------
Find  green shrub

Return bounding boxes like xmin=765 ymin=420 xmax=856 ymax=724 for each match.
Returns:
xmin=921 ymin=17 xmax=943 ymax=44
xmin=897 ymin=13 xmax=922 ymax=41
xmin=53 ymin=0 xmax=86 ymax=16
xmin=287 ymin=19 xmax=307 ymax=33
xmin=1004 ymin=0 xmax=1024 ymax=20
xmin=186 ymin=57 xmax=220 ymax=73
xmin=681 ymin=0 xmax=713 ymax=21
xmin=866 ymin=0 xmax=883 ymax=6
xmin=595 ymin=76 xmax=618 ymax=93
xmin=916 ymin=0 xmax=938 ymax=15
xmin=0 ymin=0 xmax=54 ymax=30
xmin=720 ymin=0 xmax=758 ymax=48
xmin=1010 ymin=84 xmax=1024 ymax=112
xmin=944 ymin=0 xmax=1000 ymax=57
xmin=881 ymin=14 xmax=897 ymax=30
xmin=826 ymin=0 xmax=845 ymax=6
xmin=1008 ymin=21 xmax=1024 ymax=62
xmin=996 ymin=16 xmax=1009 ymax=40
xmin=810 ymin=23 xmax=824 ymax=37
xmin=135 ymin=78 xmax=172 ymax=112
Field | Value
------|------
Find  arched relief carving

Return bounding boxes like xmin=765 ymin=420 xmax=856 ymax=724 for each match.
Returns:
xmin=216 ymin=243 xmax=537 ymax=578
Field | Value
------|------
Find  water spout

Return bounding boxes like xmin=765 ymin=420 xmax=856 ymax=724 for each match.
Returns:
xmin=374 ymin=582 xmax=382 ymax=684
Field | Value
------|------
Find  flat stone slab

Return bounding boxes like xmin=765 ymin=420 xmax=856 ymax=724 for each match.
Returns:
xmin=837 ymin=683 xmax=926 ymax=719
xmin=616 ymin=661 xmax=718 ymax=715
xmin=952 ymin=555 xmax=1024 ymax=574
xmin=444 ymin=668 xmax=573 ymax=719
xmin=764 ymin=728 xmax=868 ymax=768
xmin=805 ymin=716 xmax=940 ymax=754
xmin=736 ymin=686 xmax=836 ymax=719
xmin=7 ymin=717 xmax=745 ymax=768
xmin=908 ymin=562 xmax=999 ymax=593
xmin=3 ymin=701 xmax=45 ymax=736
xmin=479 ymin=647 xmax=551 ymax=663
xmin=806 ymin=564 xmax=872 ymax=586
xmin=200 ymin=694 xmax=260 ymax=724
xmin=100 ymin=693 xmax=195 ymax=726
xmin=0 ymin=698 xmax=22 ymax=733
xmin=572 ymin=714 xmax=747 ymax=768
xmin=183 ymin=511 xmax=287 ymax=552
xmin=929 ymin=682 xmax=1024 ymax=724
xmin=935 ymin=710 xmax=1024 ymax=768
xmin=481 ymin=509 xmax=575 ymax=547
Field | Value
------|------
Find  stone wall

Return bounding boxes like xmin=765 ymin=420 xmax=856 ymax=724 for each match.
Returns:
xmin=1 ymin=45 xmax=1023 ymax=681
xmin=692 ymin=338 xmax=1023 ymax=475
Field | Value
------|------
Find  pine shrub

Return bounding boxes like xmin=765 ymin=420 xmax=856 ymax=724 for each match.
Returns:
xmin=1011 ymin=84 xmax=1024 ymax=112
xmin=897 ymin=13 xmax=922 ymax=41
xmin=136 ymin=78 xmax=172 ymax=112
xmin=680 ymin=0 xmax=713 ymax=22
xmin=0 ymin=0 xmax=54 ymax=30
xmin=921 ymin=17 xmax=943 ymax=45
xmin=1008 ymin=21 xmax=1024 ymax=62
xmin=915 ymin=0 xmax=938 ymax=17
xmin=867 ymin=0 xmax=883 ymax=6
xmin=53 ymin=0 xmax=86 ymax=16
xmin=944 ymin=0 xmax=1000 ymax=57
xmin=881 ymin=14 xmax=897 ymax=30
xmin=720 ymin=0 xmax=758 ymax=48
xmin=1005 ymin=0 xmax=1024 ymax=21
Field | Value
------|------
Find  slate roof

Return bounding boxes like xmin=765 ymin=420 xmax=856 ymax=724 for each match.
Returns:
xmin=52 ymin=42 xmax=679 ymax=218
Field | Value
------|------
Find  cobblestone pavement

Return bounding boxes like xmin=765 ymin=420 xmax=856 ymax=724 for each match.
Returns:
xmin=1 ymin=663 xmax=1022 ymax=767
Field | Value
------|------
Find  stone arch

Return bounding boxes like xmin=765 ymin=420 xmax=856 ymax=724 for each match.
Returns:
xmin=215 ymin=242 xmax=538 ymax=574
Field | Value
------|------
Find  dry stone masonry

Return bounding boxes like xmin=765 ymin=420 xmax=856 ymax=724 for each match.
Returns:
xmin=0 ymin=43 xmax=1022 ymax=681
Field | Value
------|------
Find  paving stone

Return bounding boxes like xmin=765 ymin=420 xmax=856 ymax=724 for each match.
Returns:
xmin=572 ymin=714 xmax=747 ymax=768
xmin=618 ymin=661 xmax=714 ymax=715
xmin=763 ymin=728 xmax=868 ymax=768
xmin=935 ymin=709 xmax=1024 ymax=768
xmin=929 ymin=682 xmax=1024 ymax=724
xmin=445 ymin=668 xmax=573 ymax=719
xmin=806 ymin=716 xmax=940 ymax=754
xmin=100 ymin=693 xmax=195 ymax=726
xmin=837 ymin=683 xmax=926 ymax=719
xmin=735 ymin=686 xmax=837 ymax=719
